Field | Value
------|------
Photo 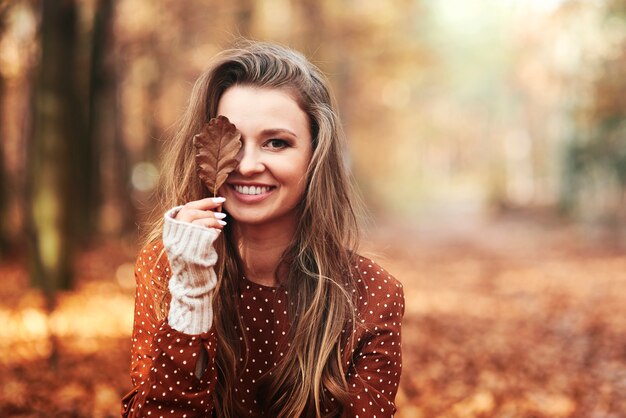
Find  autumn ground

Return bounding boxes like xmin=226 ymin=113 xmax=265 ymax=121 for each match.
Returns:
xmin=1 ymin=212 xmax=625 ymax=417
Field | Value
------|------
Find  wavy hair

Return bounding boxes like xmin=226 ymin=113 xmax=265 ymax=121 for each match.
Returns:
xmin=142 ymin=41 xmax=363 ymax=418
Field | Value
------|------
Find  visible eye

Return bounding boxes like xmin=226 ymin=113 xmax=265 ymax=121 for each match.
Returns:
xmin=265 ymin=139 xmax=289 ymax=149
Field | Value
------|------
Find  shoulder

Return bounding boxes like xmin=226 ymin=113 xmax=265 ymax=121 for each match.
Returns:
xmin=134 ymin=241 xmax=171 ymax=288
xmin=351 ymin=255 xmax=404 ymax=321
xmin=352 ymin=255 xmax=404 ymax=298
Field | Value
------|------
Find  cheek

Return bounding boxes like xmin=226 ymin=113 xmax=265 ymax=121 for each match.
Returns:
xmin=290 ymin=166 xmax=311 ymax=205
xmin=284 ymin=159 xmax=310 ymax=189
xmin=270 ymin=151 xmax=308 ymax=181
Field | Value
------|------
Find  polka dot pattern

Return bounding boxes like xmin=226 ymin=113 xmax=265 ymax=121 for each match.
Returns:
xmin=341 ymin=258 xmax=405 ymax=417
xmin=122 ymin=243 xmax=404 ymax=417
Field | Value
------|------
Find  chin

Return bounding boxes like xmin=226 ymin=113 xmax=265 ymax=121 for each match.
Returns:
xmin=227 ymin=210 xmax=271 ymax=225
xmin=231 ymin=209 xmax=299 ymax=228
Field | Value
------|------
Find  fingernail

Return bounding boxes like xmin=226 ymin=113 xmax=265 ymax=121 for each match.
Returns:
xmin=214 ymin=212 xmax=227 ymax=220
xmin=217 ymin=220 xmax=227 ymax=226
xmin=212 ymin=197 xmax=226 ymax=203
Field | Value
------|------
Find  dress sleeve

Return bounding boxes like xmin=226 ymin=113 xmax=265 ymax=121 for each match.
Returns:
xmin=121 ymin=243 xmax=218 ymax=417
xmin=343 ymin=259 xmax=405 ymax=418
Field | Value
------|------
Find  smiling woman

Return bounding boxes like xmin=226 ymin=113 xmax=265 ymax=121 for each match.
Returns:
xmin=121 ymin=41 xmax=404 ymax=418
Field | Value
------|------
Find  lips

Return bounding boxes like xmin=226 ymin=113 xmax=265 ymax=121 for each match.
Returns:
xmin=227 ymin=183 xmax=277 ymax=205
xmin=233 ymin=185 xmax=272 ymax=195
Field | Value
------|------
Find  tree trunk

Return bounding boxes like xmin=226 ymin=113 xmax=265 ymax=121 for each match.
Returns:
xmin=0 ymin=16 xmax=9 ymax=258
xmin=235 ymin=0 xmax=254 ymax=37
xmin=89 ymin=0 xmax=135 ymax=236
xmin=295 ymin=0 xmax=325 ymax=51
xmin=0 ymin=77 xmax=9 ymax=259
xmin=27 ymin=0 xmax=81 ymax=293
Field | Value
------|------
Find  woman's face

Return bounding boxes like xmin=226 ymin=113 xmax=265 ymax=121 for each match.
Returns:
xmin=217 ymin=85 xmax=313 ymax=228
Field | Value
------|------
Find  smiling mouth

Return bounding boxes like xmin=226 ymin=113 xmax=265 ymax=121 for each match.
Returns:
xmin=232 ymin=185 xmax=274 ymax=195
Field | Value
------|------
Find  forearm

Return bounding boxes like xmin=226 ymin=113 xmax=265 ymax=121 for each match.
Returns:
xmin=163 ymin=205 xmax=221 ymax=335
xmin=122 ymin=321 xmax=217 ymax=417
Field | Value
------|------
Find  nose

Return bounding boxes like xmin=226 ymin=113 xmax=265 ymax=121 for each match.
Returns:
xmin=236 ymin=143 xmax=265 ymax=177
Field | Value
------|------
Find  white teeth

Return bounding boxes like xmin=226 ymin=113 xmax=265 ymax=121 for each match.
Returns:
xmin=234 ymin=185 xmax=270 ymax=195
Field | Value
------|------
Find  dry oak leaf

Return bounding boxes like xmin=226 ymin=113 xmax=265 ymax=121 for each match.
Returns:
xmin=193 ymin=115 xmax=242 ymax=196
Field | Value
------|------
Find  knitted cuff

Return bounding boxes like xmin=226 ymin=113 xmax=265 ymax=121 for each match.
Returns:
xmin=163 ymin=206 xmax=220 ymax=335
xmin=168 ymin=292 xmax=213 ymax=335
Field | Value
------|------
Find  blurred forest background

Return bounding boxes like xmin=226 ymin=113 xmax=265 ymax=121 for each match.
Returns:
xmin=1 ymin=0 xmax=626 ymax=416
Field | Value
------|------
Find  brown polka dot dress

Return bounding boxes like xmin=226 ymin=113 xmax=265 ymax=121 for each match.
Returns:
xmin=121 ymin=241 xmax=404 ymax=417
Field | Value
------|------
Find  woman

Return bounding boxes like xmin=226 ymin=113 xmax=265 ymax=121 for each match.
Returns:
xmin=122 ymin=41 xmax=404 ymax=418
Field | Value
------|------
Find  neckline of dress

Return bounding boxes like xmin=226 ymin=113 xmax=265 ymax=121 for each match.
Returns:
xmin=241 ymin=276 xmax=282 ymax=292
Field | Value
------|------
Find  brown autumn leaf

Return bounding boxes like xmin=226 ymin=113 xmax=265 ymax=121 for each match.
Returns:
xmin=193 ymin=115 xmax=242 ymax=196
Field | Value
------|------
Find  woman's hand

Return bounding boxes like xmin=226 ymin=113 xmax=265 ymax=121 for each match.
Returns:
xmin=174 ymin=197 xmax=227 ymax=229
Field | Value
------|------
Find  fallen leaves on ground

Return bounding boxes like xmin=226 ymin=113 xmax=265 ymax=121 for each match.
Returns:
xmin=1 ymin=214 xmax=625 ymax=417
xmin=371 ymin=213 xmax=626 ymax=418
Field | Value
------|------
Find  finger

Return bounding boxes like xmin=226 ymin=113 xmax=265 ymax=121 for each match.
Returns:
xmin=190 ymin=217 xmax=226 ymax=230
xmin=175 ymin=208 xmax=225 ymax=223
xmin=184 ymin=197 xmax=226 ymax=211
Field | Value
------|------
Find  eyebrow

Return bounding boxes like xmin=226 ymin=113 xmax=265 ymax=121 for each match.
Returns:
xmin=260 ymin=128 xmax=298 ymax=138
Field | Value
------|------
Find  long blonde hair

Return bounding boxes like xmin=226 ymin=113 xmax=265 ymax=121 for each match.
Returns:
xmin=143 ymin=41 xmax=363 ymax=418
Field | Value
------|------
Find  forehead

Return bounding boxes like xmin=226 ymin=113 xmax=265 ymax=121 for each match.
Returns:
xmin=217 ymin=86 xmax=310 ymax=137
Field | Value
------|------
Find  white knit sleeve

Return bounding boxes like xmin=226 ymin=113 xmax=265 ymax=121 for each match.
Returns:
xmin=162 ymin=205 xmax=220 ymax=335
